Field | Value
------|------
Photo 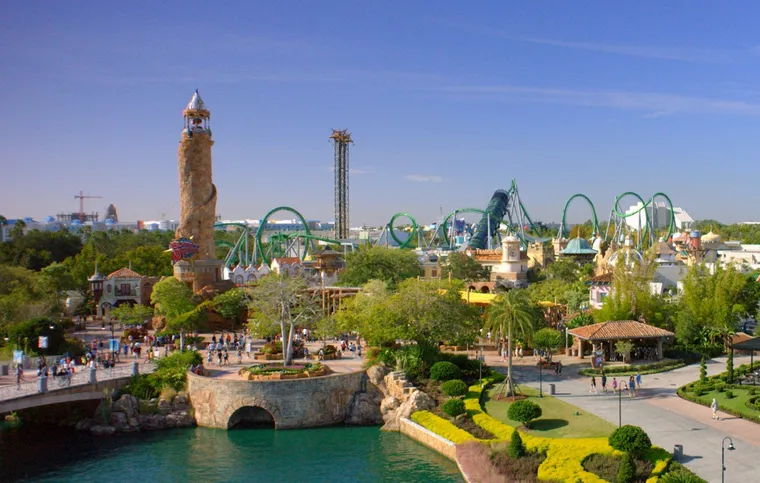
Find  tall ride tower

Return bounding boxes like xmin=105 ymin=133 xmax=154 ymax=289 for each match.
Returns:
xmin=173 ymin=90 xmax=222 ymax=291
xmin=330 ymin=129 xmax=353 ymax=240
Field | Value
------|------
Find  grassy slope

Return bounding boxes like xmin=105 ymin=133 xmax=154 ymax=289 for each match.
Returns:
xmin=483 ymin=384 xmax=617 ymax=439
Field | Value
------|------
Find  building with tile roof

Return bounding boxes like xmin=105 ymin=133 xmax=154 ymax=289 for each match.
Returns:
xmin=568 ymin=320 xmax=674 ymax=363
xmin=89 ymin=267 xmax=159 ymax=318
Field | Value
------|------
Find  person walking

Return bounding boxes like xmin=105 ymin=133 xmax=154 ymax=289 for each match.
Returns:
xmin=711 ymin=398 xmax=720 ymax=420
xmin=557 ymin=360 xmax=562 ymax=375
xmin=15 ymin=364 xmax=24 ymax=390
xmin=635 ymin=373 xmax=642 ymax=389
xmin=590 ymin=376 xmax=598 ymax=394
xmin=612 ymin=377 xmax=618 ymax=393
xmin=601 ymin=372 xmax=608 ymax=393
xmin=628 ymin=376 xmax=636 ymax=397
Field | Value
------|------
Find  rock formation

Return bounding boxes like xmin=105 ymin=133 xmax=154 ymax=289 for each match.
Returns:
xmin=356 ymin=366 xmax=435 ymax=431
xmin=78 ymin=392 xmax=195 ymax=436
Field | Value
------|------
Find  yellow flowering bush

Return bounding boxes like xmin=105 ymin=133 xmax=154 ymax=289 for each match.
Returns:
xmin=408 ymin=375 xmax=671 ymax=483
xmin=410 ymin=410 xmax=477 ymax=444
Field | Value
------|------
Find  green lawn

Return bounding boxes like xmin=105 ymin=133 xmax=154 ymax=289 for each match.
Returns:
xmin=483 ymin=384 xmax=617 ymax=439
xmin=690 ymin=387 xmax=760 ymax=419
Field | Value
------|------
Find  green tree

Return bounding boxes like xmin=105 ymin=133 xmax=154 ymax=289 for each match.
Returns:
xmin=111 ymin=304 xmax=154 ymax=326
xmin=727 ymin=349 xmax=734 ymax=383
xmin=246 ymin=274 xmax=317 ymax=365
xmin=442 ymin=252 xmax=487 ymax=282
xmin=699 ymin=356 xmax=707 ymax=382
xmin=533 ymin=328 xmax=563 ymax=361
xmin=507 ymin=399 xmax=542 ymax=428
xmin=676 ymin=264 xmax=748 ymax=346
xmin=485 ymin=289 xmax=536 ymax=396
xmin=212 ymin=287 xmax=248 ymax=326
xmin=151 ymin=277 xmax=199 ymax=349
xmin=335 ymin=279 xmax=479 ymax=349
xmin=338 ymin=246 xmax=422 ymax=288
xmin=615 ymin=340 xmax=634 ymax=364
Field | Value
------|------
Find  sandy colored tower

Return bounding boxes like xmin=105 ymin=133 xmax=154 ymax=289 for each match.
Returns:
xmin=173 ymin=90 xmax=223 ymax=291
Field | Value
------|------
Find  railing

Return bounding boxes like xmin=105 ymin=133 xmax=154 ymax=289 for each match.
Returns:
xmin=0 ymin=362 xmax=154 ymax=402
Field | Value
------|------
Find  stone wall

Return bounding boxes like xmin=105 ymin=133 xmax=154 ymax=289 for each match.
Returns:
xmin=399 ymin=417 xmax=457 ymax=461
xmin=188 ymin=370 xmax=367 ymax=429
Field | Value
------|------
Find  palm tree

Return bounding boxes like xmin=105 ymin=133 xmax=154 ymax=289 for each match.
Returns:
xmin=485 ymin=289 xmax=536 ymax=397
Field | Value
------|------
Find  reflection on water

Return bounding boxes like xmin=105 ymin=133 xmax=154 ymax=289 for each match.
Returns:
xmin=1 ymin=424 xmax=462 ymax=483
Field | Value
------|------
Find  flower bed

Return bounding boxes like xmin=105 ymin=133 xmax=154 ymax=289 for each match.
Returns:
xmin=238 ymin=363 xmax=328 ymax=381
xmin=411 ymin=374 xmax=671 ymax=483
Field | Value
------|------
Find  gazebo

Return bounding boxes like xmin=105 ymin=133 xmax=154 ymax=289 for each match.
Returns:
xmin=567 ymin=320 xmax=675 ymax=364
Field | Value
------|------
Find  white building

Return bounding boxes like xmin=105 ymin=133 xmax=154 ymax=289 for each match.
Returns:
xmin=624 ymin=202 xmax=694 ymax=232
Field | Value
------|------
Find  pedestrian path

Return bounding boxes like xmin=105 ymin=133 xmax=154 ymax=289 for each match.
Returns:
xmin=501 ymin=354 xmax=760 ymax=482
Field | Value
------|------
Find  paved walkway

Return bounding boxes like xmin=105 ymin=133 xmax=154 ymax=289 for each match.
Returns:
xmin=494 ymin=353 xmax=760 ymax=482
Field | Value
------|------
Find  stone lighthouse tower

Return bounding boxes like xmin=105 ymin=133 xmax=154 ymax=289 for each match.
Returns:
xmin=173 ymin=90 xmax=222 ymax=291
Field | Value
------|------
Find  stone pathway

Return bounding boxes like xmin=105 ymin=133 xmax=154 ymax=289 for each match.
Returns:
xmin=491 ymin=353 xmax=760 ymax=482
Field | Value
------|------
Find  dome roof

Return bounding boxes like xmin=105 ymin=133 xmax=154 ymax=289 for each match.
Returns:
xmin=186 ymin=90 xmax=207 ymax=112
xmin=502 ymin=234 xmax=520 ymax=243
xmin=702 ymin=230 xmax=722 ymax=243
xmin=560 ymin=237 xmax=598 ymax=255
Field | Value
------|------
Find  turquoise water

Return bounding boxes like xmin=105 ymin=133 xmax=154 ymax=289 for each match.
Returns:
xmin=2 ymin=426 xmax=463 ymax=483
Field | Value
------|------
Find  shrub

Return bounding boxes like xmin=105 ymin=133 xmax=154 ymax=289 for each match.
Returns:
xmin=442 ymin=398 xmax=466 ymax=417
xmin=507 ymin=400 xmax=542 ymax=428
xmin=725 ymin=390 xmax=735 ymax=399
xmin=749 ymin=388 xmax=757 ymax=396
xmin=660 ymin=462 xmax=708 ymax=483
xmin=609 ymin=425 xmax=652 ymax=458
xmin=699 ymin=356 xmax=707 ymax=382
xmin=122 ymin=374 xmax=161 ymax=400
xmin=509 ymin=429 xmax=526 ymax=458
xmin=430 ymin=361 xmax=463 ymax=381
xmin=693 ymin=387 xmax=706 ymax=397
xmin=441 ymin=379 xmax=468 ymax=397
xmin=617 ymin=453 xmax=636 ymax=483
xmin=716 ymin=383 xmax=726 ymax=393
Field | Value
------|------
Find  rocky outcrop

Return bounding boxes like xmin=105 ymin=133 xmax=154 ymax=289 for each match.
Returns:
xmin=80 ymin=393 xmax=196 ymax=436
xmin=380 ymin=371 xmax=435 ymax=431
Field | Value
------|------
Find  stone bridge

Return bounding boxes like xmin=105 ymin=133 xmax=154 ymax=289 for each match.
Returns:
xmin=187 ymin=370 xmax=369 ymax=429
xmin=0 ymin=363 xmax=150 ymax=414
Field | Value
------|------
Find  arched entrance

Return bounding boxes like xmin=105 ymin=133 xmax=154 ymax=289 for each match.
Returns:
xmin=227 ymin=406 xmax=275 ymax=429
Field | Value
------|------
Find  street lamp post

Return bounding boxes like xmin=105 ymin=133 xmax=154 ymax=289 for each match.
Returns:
xmin=539 ymin=361 xmax=543 ymax=398
xmin=618 ymin=386 xmax=622 ymax=427
xmin=722 ymin=436 xmax=735 ymax=483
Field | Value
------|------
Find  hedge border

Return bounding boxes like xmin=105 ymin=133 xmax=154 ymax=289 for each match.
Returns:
xmin=579 ymin=361 xmax=686 ymax=377
xmin=677 ymin=364 xmax=760 ymax=425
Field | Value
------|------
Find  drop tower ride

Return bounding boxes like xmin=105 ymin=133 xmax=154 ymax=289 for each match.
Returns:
xmin=330 ymin=129 xmax=353 ymax=240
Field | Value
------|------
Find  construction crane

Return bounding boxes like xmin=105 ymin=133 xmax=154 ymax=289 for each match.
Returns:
xmin=74 ymin=190 xmax=103 ymax=223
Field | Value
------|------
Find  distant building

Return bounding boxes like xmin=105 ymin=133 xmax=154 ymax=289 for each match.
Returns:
xmin=106 ymin=204 xmax=118 ymax=222
xmin=88 ymin=267 xmax=159 ymax=318
xmin=624 ymin=202 xmax=694 ymax=232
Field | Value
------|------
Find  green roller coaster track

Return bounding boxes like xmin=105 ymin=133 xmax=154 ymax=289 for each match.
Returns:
xmin=440 ymin=208 xmax=485 ymax=247
xmin=387 ymin=212 xmax=419 ymax=249
xmin=608 ymin=191 xmax=676 ymax=247
xmin=559 ymin=194 xmax=600 ymax=240
xmin=254 ymin=206 xmax=348 ymax=265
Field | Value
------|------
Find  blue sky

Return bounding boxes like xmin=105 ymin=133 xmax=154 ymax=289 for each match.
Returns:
xmin=2 ymin=1 xmax=760 ymax=227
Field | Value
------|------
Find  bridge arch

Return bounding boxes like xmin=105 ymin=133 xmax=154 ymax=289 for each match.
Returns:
xmin=228 ymin=405 xmax=275 ymax=429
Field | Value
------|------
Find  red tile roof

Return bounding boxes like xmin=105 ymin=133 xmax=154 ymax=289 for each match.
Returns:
xmin=107 ymin=267 xmax=142 ymax=279
xmin=272 ymin=257 xmax=302 ymax=265
xmin=568 ymin=320 xmax=674 ymax=341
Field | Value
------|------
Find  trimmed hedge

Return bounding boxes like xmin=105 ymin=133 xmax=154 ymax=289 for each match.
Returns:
xmin=609 ymin=425 xmax=652 ymax=458
xmin=579 ymin=360 xmax=685 ymax=377
xmin=441 ymin=379 xmax=468 ymax=397
xmin=430 ymin=361 xmax=463 ymax=381
xmin=442 ymin=398 xmax=466 ymax=417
